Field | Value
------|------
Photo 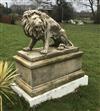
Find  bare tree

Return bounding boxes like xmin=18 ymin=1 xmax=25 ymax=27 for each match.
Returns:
xmin=56 ymin=0 xmax=65 ymax=22
xmin=85 ymin=0 xmax=100 ymax=23
xmin=34 ymin=0 xmax=52 ymax=9
xmin=96 ymin=0 xmax=100 ymax=23
xmin=77 ymin=0 xmax=100 ymax=23
xmin=87 ymin=0 xmax=96 ymax=18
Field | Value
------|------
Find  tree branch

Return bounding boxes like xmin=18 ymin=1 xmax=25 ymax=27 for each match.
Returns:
xmin=82 ymin=3 xmax=91 ymax=7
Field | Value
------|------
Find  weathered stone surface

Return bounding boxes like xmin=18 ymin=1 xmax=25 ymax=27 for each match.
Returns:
xmin=11 ymin=75 xmax=88 ymax=107
xmin=14 ymin=47 xmax=84 ymax=97
xmin=22 ymin=10 xmax=74 ymax=54
xmin=16 ymin=70 xmax=84 ymax=96
xmin=17 ymin=47 xmax=79 ymax=62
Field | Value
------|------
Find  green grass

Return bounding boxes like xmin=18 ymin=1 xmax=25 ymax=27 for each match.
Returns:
xmin=0 ymin=23 xmax=100 ymax=111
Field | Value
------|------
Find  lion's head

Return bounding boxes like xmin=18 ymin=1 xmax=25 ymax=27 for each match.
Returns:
xmin=22 ymin=10 xmax=47 ymax=39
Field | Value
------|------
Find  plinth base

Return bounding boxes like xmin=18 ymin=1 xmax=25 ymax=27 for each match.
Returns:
xmin=14 ymin=47 xmax=85 ymax=97
xmin=11 ymin=75 xmax=88 ymax=107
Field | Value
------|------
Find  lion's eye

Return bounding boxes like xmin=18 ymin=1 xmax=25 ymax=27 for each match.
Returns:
xmin=24 ymin=15 xmax=27 ymax=18
xmin=28 ymin=15 xmax=31 ymax=17
xmin=33 ymin=17 xmax=37 ymax=20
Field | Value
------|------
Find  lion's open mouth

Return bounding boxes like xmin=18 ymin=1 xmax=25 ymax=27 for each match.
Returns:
xmin=22 ymin=10 xmax=46 ymax=39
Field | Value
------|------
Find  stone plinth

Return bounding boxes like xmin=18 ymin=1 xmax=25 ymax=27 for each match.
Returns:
xmin=14 ymin=47 xmax=85 ymax=97
xmin=11 ymin=75 xmax=88 ymax=107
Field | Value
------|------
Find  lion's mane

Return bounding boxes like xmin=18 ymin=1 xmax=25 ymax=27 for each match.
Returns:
xmin=22 ymin=10 xmax=48 ymax=39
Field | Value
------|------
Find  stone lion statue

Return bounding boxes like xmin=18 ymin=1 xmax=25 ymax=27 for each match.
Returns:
xmin=22 ymin=10 xmax=74 ymax=54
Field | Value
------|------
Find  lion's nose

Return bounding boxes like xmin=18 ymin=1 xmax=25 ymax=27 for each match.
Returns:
xmin=39 ymin=21 xmax=42 ymax=24
xmin=37 ymin=21 xmax=42 ymax=25
xmin=36 ymin=22 xmax=42 ymax=26
xmin=35 ymin=26 xmax=38 ymax=28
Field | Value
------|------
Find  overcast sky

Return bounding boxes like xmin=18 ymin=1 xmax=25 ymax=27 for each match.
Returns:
xmin=0 ymin=0 xmax=96 ymax=12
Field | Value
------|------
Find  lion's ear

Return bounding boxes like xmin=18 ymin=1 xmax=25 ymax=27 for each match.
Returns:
xmin=41 ymin=13 xmax=49 ymax=19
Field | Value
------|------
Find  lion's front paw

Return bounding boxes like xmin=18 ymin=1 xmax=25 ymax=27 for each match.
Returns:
xmin=41 ymin=50 xmax=48 ymax=54
xmin=23 ymin=47 xmax=32 ymax=51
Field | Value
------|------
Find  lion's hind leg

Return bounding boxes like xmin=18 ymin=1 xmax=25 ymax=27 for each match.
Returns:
xmin=57 ymin=36 xmax=74 ymax=50
xmin=58 ymin=29 xmax=74 ymax=49
xmin=49 ymin=36 xmax=60 ymax=47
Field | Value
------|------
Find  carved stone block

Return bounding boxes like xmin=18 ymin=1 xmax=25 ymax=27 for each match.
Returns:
xmin=14 ymin=47 xmax=85 ymax=97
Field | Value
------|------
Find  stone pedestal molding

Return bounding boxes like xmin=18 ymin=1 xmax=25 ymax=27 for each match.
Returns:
xmin=13 ymin=47 xmax=88 ymax=98
xmin=11 ymin=75 xmax=88 ymax=107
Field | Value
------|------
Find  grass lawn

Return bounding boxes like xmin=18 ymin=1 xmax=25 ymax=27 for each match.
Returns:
xmin=0 ymin=23 xmax=100 ymax=111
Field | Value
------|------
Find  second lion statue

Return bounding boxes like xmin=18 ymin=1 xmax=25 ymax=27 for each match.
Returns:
xmin=22 ymin=10 xmax=74 ymax=54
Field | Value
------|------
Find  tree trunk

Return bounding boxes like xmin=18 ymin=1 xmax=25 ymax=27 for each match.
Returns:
xmin=91 ymin=5 xmax=96 ymax=19
xmin=95 ymin=0 xmax=100 ymax=23
xmin=0 ymin=96 xmax=2 ymax=111
xmin=88 ymin=0 xmax=96 ymax=20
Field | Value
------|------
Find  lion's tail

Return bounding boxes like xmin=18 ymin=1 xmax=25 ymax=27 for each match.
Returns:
xmin=67 ymin=39 xmax=74 ymax=47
